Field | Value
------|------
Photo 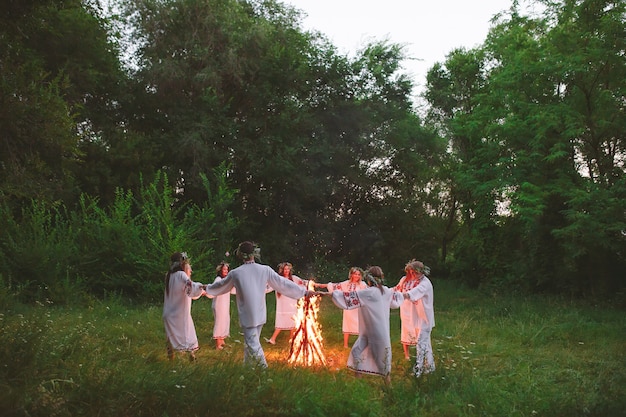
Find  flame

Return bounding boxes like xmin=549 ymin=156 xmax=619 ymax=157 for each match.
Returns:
xmin=288 ymin=281 xmax=327 ymax=367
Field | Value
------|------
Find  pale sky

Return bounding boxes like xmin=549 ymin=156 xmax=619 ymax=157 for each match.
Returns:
xmin=283 ymin=0 xmax=517 ymax=99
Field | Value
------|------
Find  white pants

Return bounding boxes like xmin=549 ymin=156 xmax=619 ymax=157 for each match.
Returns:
xmin=242 ymin=324 xmax=268 ymax=368
xmin=413 ymin=327 xmax=435 ymax=377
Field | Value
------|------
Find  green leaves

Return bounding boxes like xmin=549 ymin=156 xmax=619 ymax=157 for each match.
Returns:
xmin=2 ymin=0 xmax=623 ymax=298
xmin=424 ymin=0 xmax=626 ymax=294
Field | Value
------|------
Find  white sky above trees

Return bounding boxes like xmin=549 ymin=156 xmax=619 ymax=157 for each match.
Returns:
xmin=283 ymin=0 xmax=524 ymax=100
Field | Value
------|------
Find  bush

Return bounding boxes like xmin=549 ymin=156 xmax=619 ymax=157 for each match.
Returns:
xmin=0 ymin=168 xmax=238 ymax=304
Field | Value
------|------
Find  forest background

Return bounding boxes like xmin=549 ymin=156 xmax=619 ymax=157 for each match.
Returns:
xmin=1 ymin=0 xmax=625 ymax=304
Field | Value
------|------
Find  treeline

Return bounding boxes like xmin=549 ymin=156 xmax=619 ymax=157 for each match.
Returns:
xmin=1 ymin=0 xmax=624 ymax=303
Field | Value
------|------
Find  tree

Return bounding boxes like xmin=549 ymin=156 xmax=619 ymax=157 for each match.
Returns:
xmin=0 ymin=0 xmax=126 ymax=209
xmin=541 ymin=0 xmax=626 ymax=294
xmin=118 ymin=0 xmax=431 ymax=270
xmin=425 ymin=0 xmax=626 ymax=295
xmin=425 ymin=46 xmax=508 ymax=284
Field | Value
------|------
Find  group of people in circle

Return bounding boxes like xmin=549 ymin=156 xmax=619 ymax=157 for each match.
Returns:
xmin=162 ymin=241 xmax=435 ymax=383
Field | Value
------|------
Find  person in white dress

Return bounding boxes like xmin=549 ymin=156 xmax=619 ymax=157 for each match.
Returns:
xmin=207 ymin=262 xmax=235 ymax=350
xmin=400 ymin=260 xmax=436 ymax=377
xmin=325 ymin=266 xmax=403 ymax=384
xmin=162 ymin=252 xmax=206 ymax=361
xmin=204 ymin=241 xmax=312 ymax=368
xmin=266 ymin=262 xmax=308 ymax=345
xmin=394 ymin=264 xmax=422 ymax=360
xmin=315 ymin=267 xmax=367 ymax=348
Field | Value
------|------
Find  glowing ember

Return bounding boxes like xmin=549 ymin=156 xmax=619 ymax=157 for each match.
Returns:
xmin=288 ymin=281 xmax=326 ymax=366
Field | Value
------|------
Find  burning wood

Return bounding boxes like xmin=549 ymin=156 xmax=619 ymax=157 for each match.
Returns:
xmin=288 ymin=281 xmax=326 ymax=367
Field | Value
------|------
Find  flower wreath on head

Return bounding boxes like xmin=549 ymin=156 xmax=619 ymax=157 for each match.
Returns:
xmin=417 ymin=264 xmax=431 ymax=277
xmin=170 ymin=252 xmax=189 ymax=272
xmin=407 ymin=259 xmax=431 ymax=277
xmin=364 ymin=271 xmax=385 ymax=287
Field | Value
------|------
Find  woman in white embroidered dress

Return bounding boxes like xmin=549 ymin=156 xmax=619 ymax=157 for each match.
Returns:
xmin=162 ymin=252 xmax=206 ymax=361
xmin=207 ymin=261 xmax=235 ymax=350
xmin=324 ymin=266 xmax=403 ymax=384
xmin=394 ymin=262 xmax=422 ymax=360
xmin=266 ymin=262 xmax=308 ymax=345
xmin=399 ymin=260 xmax=436 ymax=377
xmin=315 ymin=267 xmax=367 ymax=348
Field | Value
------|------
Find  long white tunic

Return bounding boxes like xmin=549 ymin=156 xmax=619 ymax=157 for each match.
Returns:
xmin=404 ymin=276 xmax=435 ymax=331
xmin=395 ymin=275 xmax=421 ymax=345
xmin=205 ymin=262 xmax=307 ymax=328
xmin=208 ymin=276 xmax=236 ymax=339
xmin=273 ymin=275 xmax=308 ymax=329
xmin=331 ymin=286 xmax=403 ymax=376
xmin=404 ymin=276 xmax=436 ymax=377
xmin=327 ymin=280 xmax=367 ymax=334
xmin=162 ymin=271 xmax=205 ymax=351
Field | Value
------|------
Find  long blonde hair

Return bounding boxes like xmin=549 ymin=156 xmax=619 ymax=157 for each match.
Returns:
xmin=348 ymin=266 xmax=364 ymax=282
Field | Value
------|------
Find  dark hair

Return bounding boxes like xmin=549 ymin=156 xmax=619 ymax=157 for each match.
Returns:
xmin=215 ymin=261 xmax=230 ymax=277
xmin=235 ymin=241 xmax=259 ymax=261
xmin=165 ymin=252 xmax=189 ymax=295
xmin=277 ymin=262 xmax=293 ymax=280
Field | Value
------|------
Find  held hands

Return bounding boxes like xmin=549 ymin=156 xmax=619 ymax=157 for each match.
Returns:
xmin=305 ymin=290 xmax=330 ymax=298
xmin=202 ymin=284 xmax=213 ymax=298
xmin=391 ymin=286 xmax=409 ymax=300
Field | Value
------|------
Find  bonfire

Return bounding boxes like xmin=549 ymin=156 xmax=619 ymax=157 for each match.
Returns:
xmin=288 ymin=281 xmax=326 ymax=366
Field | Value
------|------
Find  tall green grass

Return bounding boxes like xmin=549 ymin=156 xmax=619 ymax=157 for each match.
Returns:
xmin=1 ymin=280 xmax=624 ymax=416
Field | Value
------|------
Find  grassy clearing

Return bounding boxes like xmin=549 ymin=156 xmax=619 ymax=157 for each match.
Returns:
xmin=1 ymin=280 xmax=624 ymax=416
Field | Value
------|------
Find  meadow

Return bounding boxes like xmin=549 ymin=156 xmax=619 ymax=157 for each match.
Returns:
xmin=1 ymin=279 xmax=624 ymax=417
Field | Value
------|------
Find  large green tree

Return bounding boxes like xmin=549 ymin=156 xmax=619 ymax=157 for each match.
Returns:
xmin=118 ymin=0 xmax=435 ymax=270
xmin=425 ymin=0 xmax=626 ymax=295
xmin=0 ymin=0 xmax=125 ymax=209
xmin=424 ymin=47 xmax=504 ymax=283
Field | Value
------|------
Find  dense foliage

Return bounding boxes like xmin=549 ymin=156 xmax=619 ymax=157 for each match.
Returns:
xmin=0 ymin=169 xmax=237 ymax=303
xmin=0 ymin=0 xmax=624 ymax=301
xmin=424 ymin=0 xmax=626 ymax=295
